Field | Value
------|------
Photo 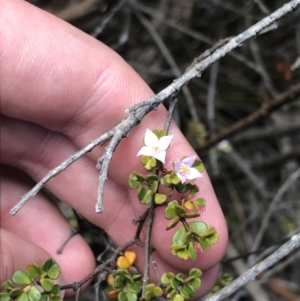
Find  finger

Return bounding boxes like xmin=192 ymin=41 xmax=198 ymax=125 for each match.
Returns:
xmin=1 ymin=165 xmax=95 ymax=295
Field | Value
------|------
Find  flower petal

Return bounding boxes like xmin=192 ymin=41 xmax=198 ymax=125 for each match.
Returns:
xmin=176 ymin=172 xmax=187 ymax=183
xmin=137 ymin=146 xmax=153 ymax=157
xmin=186 ymin=168 xmax=202 ymax=180
xmin=174 ymin=160 xmax=181 ymax=172
xmin=153 ymin=150 xmax=166 ymax=163
xmin=181 ymin=155 xmax=197 ymax=167
xmin=158 ymin=135 xmax=173 ymax=151
xmin=144 ymin=129 xmax=159 ymax=148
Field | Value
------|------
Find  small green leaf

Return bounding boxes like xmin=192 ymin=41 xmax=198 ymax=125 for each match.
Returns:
xmin=160 ymin=175 xmax=172 ymax=187
xmin=140 ymin=190 xmax=152 ymax=204
xmin=50 ymin=284 xmax=60 ymax=295
xmin=192 ymin=159 xmax=205 ymax=172
xmin=27 ymin=263 xmax=42 ymax=278
xmin=40 ymin=295 xmax=48 ymax=301
xmin=153 ymin=129 xmax=166 ymax=139
xmin=188 ymin=243 xmax=197 ymax=260
xmin=189 ymin=221 xmax=208 ymax=236
xmin=170 ymin=173 xmax=181 ymax=185
xmin=174 ymin=205 xmax=186 ymax=216
xmin=166 ymin=289 xmax=176 ymax=300
xmin=169 ymin=200 xmax=179 ymax=207
xmin=194 ymin=197 xmax=206 ymax=207
xmin=161 ymin=273 xmax=173 ymax=285
xmin=9 ymin=288 xmax=24 ymax=298
xmin=47 ymin=262 xmax=60 ymax=280
xmin=170 ymin=278 xmax=179 ymax=290
xmin=149 ymin=157 xmax=157 ymax=168
xmin=177 ymin=248 xmax=189 ymax=260
xmin=16 ymin=293 xmax=29 ymax=301
xmin=131 ymin=274 xmax=142 ymax=282
xmin=145 ymin=174 xmax=158 ymax=184
xmin=141 ymin=155 xmax=150 ymax=165
xmin=198 ymin=238 xmax=211 ymax=251
xmin=129 ymin=178 xmax=140 ymax=189
xmin=114 ymin=276 xmax=124 ymax=290
xmin=0 ymin=292 xmax=11 ymax=301
xmin=190 ymin=277 xmax=201 ymax=290
xmin=175 ymin=273 xmax=184 ymax=283
xmin=138 ymin=186 xmax=147 ymax=201
xmin=165 ymin=207 xmax=176 ymax=220
xmin=183 ymin=284 xmax=195 ymax=295
xmin=40 ymin=278 xmax=54 ymax=292
xmin=188 ymin=184 xmax=199 ymax=197
xmin=172 ymin=227 xmax=186 ymax=245
xmin=2 ymin=280 xmax=13 ymax=291
xmin=130 ymin=285 xmax=141 ymax=295
xmin=144 ymin=158 xmax=155 ymax=171
xmin=151 ymin=181 xmax=158 ymax=194
xmin=126 ymin=292 xmax=137 ymax=301
xmin=166 ymin=217 xmax=180 ymax=230
xmin=124 ymin=275 xmax=134 ymax=285
xmin=173 ymin=293 xmax=184 ymax=301
xmin=166 ymin=285 xmax=174 ymax=294
xmin=43 ymin=260 xmax=59 ymax=276
xmin=144 ymin=291 xmax=152 ymax=301
xmin=115 ymin=269 xmax=129 ymax=277
xmin=208 ymin=233 xmax=219 ymax=245
xmin=49 ymin=296 xmax=61 ymax=301
xmin=153 ymin=286 xmax=163 ymax=297
xmin=42 ymin=259 xmax=54 ymax=273
xmin=28 ymin=286 xmax=41 ymax=301
xmin=154 ymin=193 xmax=166 ymax=204
xmin=23 ymin=285 xmax=31 ymax=293
xmin=171 ymin=244 xmax=187 ymax=253
xmin=12 ymin=271 xmax=31 ymax=285
xmin=118 ymin=291 xmax=127 ymax=301
xmin=132 ymin=173 xmax=145 ymax=182
xmin=175 ymin=183 xmax=188 ymax=193
xmin=189 ymin=268 xmax=202 ymax=278
xmin=183 ymin=213 xmax=200 ymax=219
xmin=204 ymin=226 xmax=217 ymax=236
xmin=184 ymin=232 xmax=192 ymax=244
xmin=179 ymin=288 xmax=191 ymax=299
xmin=145 ymin=284 xmax=154 ymax=293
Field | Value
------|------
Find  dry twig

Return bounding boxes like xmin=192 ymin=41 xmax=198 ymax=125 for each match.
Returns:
xmin=204 ymin=233 xmax=300 ymax=301
xmin=197 ymin=83 xmax=300 ymax=152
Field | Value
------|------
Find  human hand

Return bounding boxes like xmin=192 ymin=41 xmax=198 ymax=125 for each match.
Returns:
xmin=0 ymin=0 xmax=228 ymax=298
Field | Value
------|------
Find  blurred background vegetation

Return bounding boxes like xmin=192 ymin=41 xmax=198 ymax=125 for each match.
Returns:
xmin=29 ymin=1 xmax=300 ymax=300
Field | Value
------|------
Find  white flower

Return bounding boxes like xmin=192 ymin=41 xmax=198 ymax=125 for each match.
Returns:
xmin=137 ymin=129 xmax=173 ymax=163
xmin=217 ymin=139 xmax=232 ymax=153
xmin=174 ymin=155 xmax=202 ymax=183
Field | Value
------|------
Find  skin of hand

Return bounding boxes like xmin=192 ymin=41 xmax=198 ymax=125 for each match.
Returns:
xmin=0 ymin=0 xmax=228 ymax=298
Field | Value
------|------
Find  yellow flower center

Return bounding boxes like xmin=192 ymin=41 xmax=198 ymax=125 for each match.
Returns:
xmin=153 ymin=145 xmax=160 ymax=153
xmin=179 ymin=164 xmax=190 ymax=175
